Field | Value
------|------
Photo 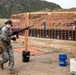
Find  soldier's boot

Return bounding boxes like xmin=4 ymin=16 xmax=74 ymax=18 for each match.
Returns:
xmin=9 ymin=70 xmax=15 ymax=74
xmin=0 ymin=64 xmax=4 ymax=70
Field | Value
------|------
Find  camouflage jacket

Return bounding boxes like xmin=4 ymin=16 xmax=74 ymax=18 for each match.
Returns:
xmin=0 ymin=26 xmax=12 ymax=45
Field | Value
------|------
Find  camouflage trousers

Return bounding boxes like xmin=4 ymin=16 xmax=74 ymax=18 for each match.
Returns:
xmin=0 ymin=45 xmax=14 ymax=71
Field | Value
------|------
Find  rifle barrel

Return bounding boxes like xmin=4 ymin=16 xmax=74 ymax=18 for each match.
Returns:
xmin=17 ymin=27 xmax=29 ymax=33
xmin=17 ymin=25 xmax=34 ymax=33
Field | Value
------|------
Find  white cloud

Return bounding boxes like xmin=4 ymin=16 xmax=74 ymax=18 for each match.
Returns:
xmin=46 ymin=0 xmax=76 ymax=9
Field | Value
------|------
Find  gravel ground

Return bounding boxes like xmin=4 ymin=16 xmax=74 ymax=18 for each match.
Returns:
xmin=0 ymin=49 xmax=74 ymax=75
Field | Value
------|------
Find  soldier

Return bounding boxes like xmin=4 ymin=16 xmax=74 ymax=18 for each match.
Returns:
xmin=0 ymin=20 xmax=16 ymax=74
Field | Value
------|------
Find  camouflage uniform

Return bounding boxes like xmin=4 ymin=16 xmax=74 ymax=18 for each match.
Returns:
xmin=0 ymin=26 xmax=14 ymax=71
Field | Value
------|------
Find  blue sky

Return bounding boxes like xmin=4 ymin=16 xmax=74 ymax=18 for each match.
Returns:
xmin=46 ymin=0 xmax=76 ymax=9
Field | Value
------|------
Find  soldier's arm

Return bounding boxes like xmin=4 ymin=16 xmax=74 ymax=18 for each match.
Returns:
xmin=1 ymin=29 xmax=11 ymax=42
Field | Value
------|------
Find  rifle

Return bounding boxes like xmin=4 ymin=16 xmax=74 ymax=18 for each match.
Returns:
xmin=8 ymin=25 xmax=34 ymax=39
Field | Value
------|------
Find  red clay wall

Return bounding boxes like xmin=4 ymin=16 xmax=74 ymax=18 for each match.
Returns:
xmin=11 ymin=12 xmax=76 ymax=29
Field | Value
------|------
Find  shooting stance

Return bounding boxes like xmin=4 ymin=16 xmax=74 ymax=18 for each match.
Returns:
xmin=0 ymin=20 xmax=16 ymax=74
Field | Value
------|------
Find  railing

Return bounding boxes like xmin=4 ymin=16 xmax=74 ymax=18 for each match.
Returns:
xmin=29 ymin=28 xmax=76 ymax=41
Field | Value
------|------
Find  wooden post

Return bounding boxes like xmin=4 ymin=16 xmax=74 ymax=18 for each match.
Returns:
xmin=25 ymin=30 xmax=28 ymax=52
xmin=24 ymin=13 xmax=29 ymax=52
xmin=74 ymin=46 xmax=76 ymax=60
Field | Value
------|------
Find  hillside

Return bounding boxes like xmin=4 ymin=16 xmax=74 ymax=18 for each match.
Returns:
xmin=0 ymin=0 xmax=61 ymax=18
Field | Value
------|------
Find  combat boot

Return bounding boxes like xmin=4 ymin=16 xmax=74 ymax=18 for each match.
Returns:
xmin=0 ymin=64 xmax=4 ymax=70
xmin=9 ymin=70 xmax=15 ymax=74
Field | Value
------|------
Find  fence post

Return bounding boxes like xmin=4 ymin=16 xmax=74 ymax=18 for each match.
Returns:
xmin=24 ymin=13 xmax=29 ymax=52
xmin=43 ymin=20 xmax=46 ymax=38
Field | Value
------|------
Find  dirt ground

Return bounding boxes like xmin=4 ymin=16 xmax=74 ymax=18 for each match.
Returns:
xmin=0 ymin=49 xmax=74 ymax=75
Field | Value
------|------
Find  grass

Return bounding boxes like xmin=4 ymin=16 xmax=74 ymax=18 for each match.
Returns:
xmin=0 ymin=19 xmax=9 ymax=27
xmin=41 ymin=60 xmax=53 ymax=64
xmin=28 ymin=37 xmax=75 ymax=51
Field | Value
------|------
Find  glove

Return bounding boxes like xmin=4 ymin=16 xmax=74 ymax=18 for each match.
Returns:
xmin=11 ymin=37 xmax=16 ymax=41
